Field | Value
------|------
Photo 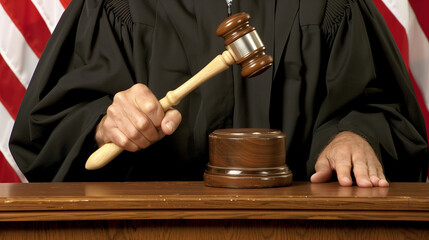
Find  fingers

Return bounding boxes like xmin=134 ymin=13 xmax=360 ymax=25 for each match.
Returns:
xmin=95 ymin=83 xmax=182 ymax=152
xmin=311 ymin=155 xmax=334 ymax=183
xmin=107 ymin=104 xmax=152 ymax=151
xmin=352 ymin=158 xmax=373 ymax=188
xmin=331 ymin=149 xmax=354 ymax=187
xmin=313 ymin=131 xmax=389 ymax=188
xmin=96 ymin=114 xmax=142 ymax=151
xmin=366 ymin=155 xmax=389 ymax=187
xmin=312 ymin=144 xmax=353 ymax=187
xmin=351 ymin=137 xmax=388 ymax=188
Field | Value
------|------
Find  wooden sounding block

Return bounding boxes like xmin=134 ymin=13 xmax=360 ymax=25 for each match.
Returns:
xmin=85 ymin=12 xmax=273 ymax=170
xmin=204 ymin=129 xmax=293 ymax=188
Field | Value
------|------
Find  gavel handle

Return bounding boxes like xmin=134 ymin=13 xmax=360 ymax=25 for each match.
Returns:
xmin=85 ymin=51 xmax=235 ymax=170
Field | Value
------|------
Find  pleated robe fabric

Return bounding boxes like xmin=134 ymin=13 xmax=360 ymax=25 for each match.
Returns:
xmin=9 ymin=0 xmax=428 ymax=182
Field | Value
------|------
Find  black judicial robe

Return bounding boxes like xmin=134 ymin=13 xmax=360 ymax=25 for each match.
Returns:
xmin=9 ymin=0 xmax=428 ymax=182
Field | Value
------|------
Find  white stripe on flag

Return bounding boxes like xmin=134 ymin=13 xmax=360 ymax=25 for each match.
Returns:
xmin=382 ymin=0 xmax=429 ymax=107
xmin=31 ymin=0 xmax=66 ymax=33
xmin=382 ymin=0 xmax=410 ymax=27
xmin=0 ymin=4 xmax=39 ymax=89
xmin=0 ymin=104 xmax=28 ymax=182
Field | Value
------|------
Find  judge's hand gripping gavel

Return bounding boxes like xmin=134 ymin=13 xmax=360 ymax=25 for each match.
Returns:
xmin=85 ymin=12 xmax=273 ymax=170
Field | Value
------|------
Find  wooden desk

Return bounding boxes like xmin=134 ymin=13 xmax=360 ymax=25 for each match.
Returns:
xmin=0 ymin=182 xmax=428 ymax=239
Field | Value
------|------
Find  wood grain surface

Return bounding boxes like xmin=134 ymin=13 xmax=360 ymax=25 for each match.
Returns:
xmin=1 ymin=182 xmax=428 ymax=221
xmin=0 ymin=220 xmax=428 ymax=240
xmin=1 ymin=182 xmax=428 ymax=239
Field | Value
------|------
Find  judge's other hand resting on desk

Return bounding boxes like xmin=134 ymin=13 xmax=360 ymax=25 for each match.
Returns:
xmin=95 ymin=83 xmax=182 ymax=151
xmin=311 ymin=131 xmax=389 ymax=188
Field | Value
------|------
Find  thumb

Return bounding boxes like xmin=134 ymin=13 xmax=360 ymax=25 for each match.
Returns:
xmin=311 ymin=155 xmax=333 ymax=183
xmin=161 ymin=108 xmax=182 ymax=135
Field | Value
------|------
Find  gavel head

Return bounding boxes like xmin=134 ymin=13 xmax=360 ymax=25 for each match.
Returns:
xmin=216 ymin=12 xmax=273 ymax=78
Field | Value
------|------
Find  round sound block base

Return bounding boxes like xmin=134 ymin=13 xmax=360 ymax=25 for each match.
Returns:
xmin=204 ymin=164 xmax=293 ymax=188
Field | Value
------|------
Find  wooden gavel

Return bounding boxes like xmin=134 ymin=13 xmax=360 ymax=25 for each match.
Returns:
xmin=85 ymin=12 xmax=273 ymax=170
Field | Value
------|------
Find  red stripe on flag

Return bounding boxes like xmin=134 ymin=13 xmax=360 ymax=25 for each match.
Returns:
xmin=408 ymin=0 xmax=429 ymax=41
xmin=373 ymin=0 xmax=429 ymax=140
xmin=60 ymin=0 xmax=72 ymax=9
xmin=0 ymin=0 xmax=51 ymax=58
xmin=0 ymin=151 xmax=21 ymax=183
xmin=0 ymin=55 xmax=26 ymax=119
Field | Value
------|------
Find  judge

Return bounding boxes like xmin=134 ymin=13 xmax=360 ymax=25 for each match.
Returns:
xmin=9 ymin=0 xmax=428 ymax=186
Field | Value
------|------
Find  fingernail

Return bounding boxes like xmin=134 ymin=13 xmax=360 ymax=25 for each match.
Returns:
xmin=343 ymin=177 xmax=352 ymax=184
xmin=364 ymin=179 xmax=372 ymax=186
xmin=380 ymin=179 xmax=389 ymax=187
xmin=166 ymin=121 xmax=174 ymax=133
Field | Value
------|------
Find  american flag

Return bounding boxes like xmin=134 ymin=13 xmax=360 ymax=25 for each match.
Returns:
xmin=0 ymin=0 xmax=71 ymax=182
xmin=0 ymin=0 xmax=428 ymax=182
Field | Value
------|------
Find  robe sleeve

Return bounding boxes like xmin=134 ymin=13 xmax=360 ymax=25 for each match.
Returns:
xmin=9 ymin=0 xmax=150 ymax=181
xmin=307 ymin=0 xmax=428 ymax=181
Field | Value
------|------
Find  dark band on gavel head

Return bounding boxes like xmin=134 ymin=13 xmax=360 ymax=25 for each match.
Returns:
xmin=216 ymin=12 xmax=273 ymax=78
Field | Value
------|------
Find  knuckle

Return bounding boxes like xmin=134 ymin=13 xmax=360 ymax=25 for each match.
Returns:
xmin=116 ymin=137 xmax=139 ymax=152
xmin=106 ymin=105 xmax=117 ymax=117
xmin=331 ymin=147 xmax=350 ymax=160
xmin=135 ymin=117 xmax=150 ymax=131
xmin=139 ymin=141 xmax=151 ymax=149
xmin=128 ymin=145 xmax=140 ymax=152
xmin=335 ymin=145 xmax=349 ymax=154
xmin=133 ymin=83 xmax=145 ymax=89
xmin=113 ymin=91 xmax=127 ymax=103
xmin=142 ymin=101 xmax=157 ymax=114
xmin=133 ymin=83 xmax=149 ymax=94
xmin=128 ymin=128 xmax=141 ymax=140
xmin=115 ymin=136 xmax=130 ymax=148
xmin=99 ymin=116 xmax=109 ymax=129
xmin=100 ymin=122 xmax=113 ymax=137
xmin=148 ymin=131 xmax=161 ymax=142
